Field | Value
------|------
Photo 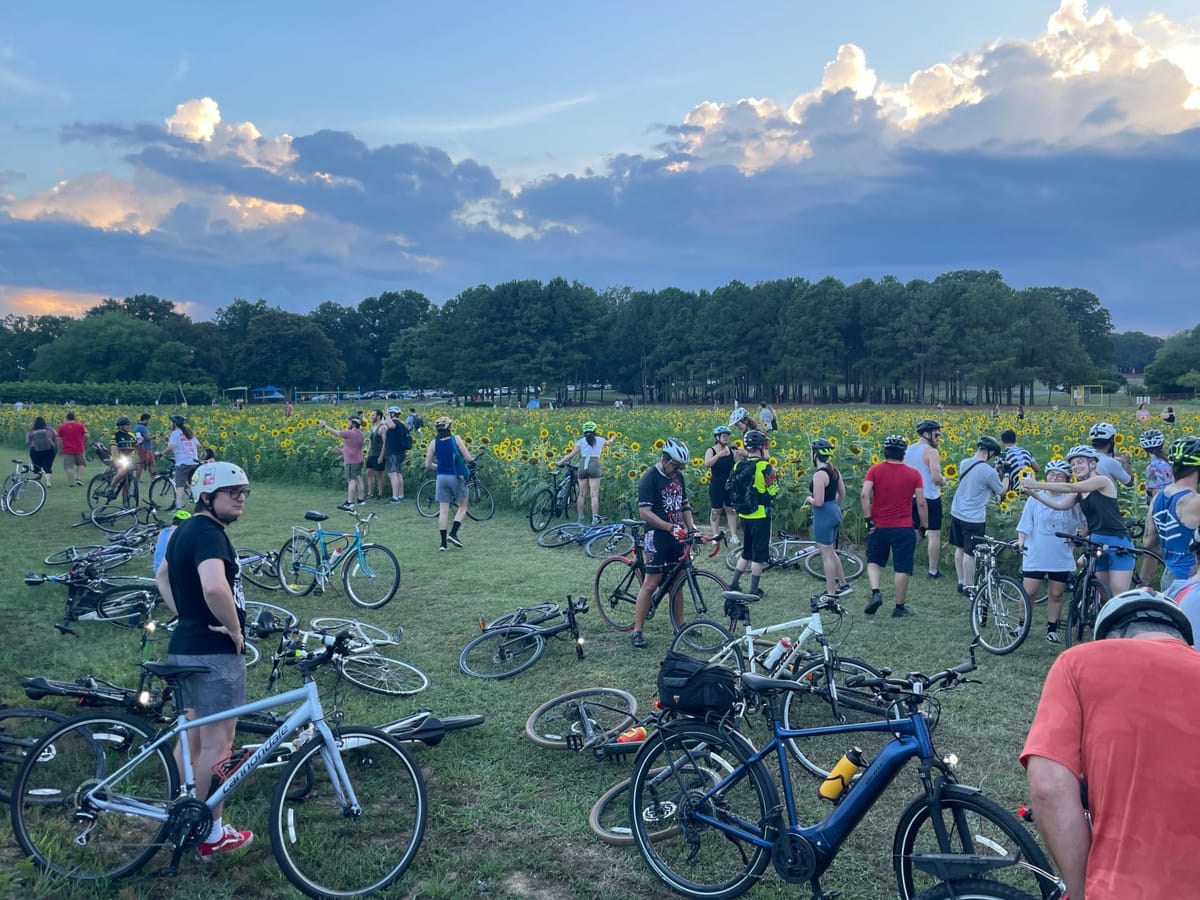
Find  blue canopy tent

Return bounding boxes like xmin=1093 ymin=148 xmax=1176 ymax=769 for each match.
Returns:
xmin=251 ymin=386 xmax=286 ymax=403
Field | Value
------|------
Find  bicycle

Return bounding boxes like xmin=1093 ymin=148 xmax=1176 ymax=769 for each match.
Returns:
xmin=415 ymin=459 xmax=496 ymax=521
xmin=235 ymin=546 xmax=282 ymax=592
xmin=86 ymin=498 xmax=165 ymax=535
xmin=276 ymin=619 xmax=429 ymax=697
xmin=10 ymin=629 xmax=428 ymax=897
xmin=24 ymin=563 xmax=163 ymax=635
xmin=0 ymin=706 xmax=69 ymax=805
xmin=2 ymin=458 xmax=46 ymax=517
xmin=724 ymin=529 xmax=865 ymax=583
xmin=458 ymin=596 xmax=589 ymax=679
xmin=1053 ymin=532 xmax=1160 ymax=648
xmin=537 ymin=515 xmax=637 ymax=558
xmin=671 ymin=593 xmax=888 ymax=777
xmin=967 ymin=536 xmax=1034 ymax=655
xmin=592 ymin=528 xmax=730 ymax=641
xmin=278 ymin=508 xmax=401 ymax=609
xmin=85 ymin=444 xmax=139 ymax=510
xmin=626 ymin=647 xmax=1060 ymax=900
xmin=44 ymin=530 xmax=153 ymax=569
xmin=528 ymin=463 xmax=579 ymax=531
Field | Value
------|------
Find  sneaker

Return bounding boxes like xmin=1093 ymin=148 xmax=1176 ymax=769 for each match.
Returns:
xmin=956 ymin=583 xmax=966 ymax=595
xmin=1046 ymin=630 xmax=1061 ymax=645
xmin=631 ymin=631 xmax=648 ymax=649
xmin=388 ymin=497 xmax=403 ymax=504
xmin=864 ymin=593 xmax=883 ymax=616
xmin=592 ymin=515 xmax=604 ymax=525
xmin=891 ymin=605 xmax=915 ymax=618
xmin=834 ymin=583 xmax=853 ymax=597
xmin=197 ymin=824 xmax=254 ymax=859
xmin=927 ymin=570 xmax=943 ymax=579
xmin=356 ymin=499 xmax=367 ymax=506
xmin=75 ymin=480 xmax=84 ymax=486
xmin=728 ymin=535 xmax=740 ymax=547
xmin=439 ymin=545 xmax=447 ymax=552
xmin=338 ymin=502 xmax=355 ymax=511
xmin=447 ymin=534 xmax=464 ymax=548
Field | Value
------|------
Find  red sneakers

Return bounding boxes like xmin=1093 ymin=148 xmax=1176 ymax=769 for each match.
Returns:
xmin=197 ymin=824 xmax=254 ymax=859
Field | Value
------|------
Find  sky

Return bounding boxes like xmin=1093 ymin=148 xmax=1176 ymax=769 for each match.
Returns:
xmin=1 ymin=0 xmax=1198 ymax=336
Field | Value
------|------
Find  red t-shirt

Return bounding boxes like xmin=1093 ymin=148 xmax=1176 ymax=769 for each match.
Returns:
xmin=1021 ymin=639 xmax=1200 ymax=898
xmin=56 ymin=420 xmax=87 ymax=455
xmin=864 ymin=461 xmax=923 ymax=528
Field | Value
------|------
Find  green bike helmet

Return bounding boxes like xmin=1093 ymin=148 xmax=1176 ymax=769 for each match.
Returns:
xmin=582 ymin=421 xmax=598 ymax=434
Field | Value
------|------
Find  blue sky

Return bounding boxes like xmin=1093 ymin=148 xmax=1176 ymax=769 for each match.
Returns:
xmin=2 ymin=0 xmax=1197 ymax=335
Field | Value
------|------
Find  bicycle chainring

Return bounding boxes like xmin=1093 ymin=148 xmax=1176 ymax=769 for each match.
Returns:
xmin=165 ymin=798 xmax=213 ymax=849
xmin=771 ymin=830 xmax=816 ymax=883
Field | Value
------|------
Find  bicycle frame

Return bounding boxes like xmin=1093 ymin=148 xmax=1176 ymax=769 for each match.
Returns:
xmin=718 ymin=607 xmax=834 ymax=676
xmin=289 ymin=521 xmax=374 ymax=589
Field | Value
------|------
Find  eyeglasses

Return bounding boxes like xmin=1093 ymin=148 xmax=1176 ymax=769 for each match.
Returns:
xmin=218 ymin=487 xmax=251 ymax=500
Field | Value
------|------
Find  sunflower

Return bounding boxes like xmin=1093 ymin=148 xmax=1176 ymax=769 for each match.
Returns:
xmin=943 ymin=463 xmax=958 ymax=478
xmin=849 ymin=444 xmax=862 ymax=456
xmin=1114 ymin=433 xmax=1125 ymax=445
xmin=858 ymin=421 xmax=874 ymax=436
xmin=653 ymin=438 xmax=665 ymax=451
xmin=630 ymin=442 xmax=641 ymax=452
xmin=539 ymin=428 xmax=549 ymax=439
xmin=999 ymin=501 xmax=1009 ymax=513
xmin=1005 ymin=490 xmax=1018 ymax=501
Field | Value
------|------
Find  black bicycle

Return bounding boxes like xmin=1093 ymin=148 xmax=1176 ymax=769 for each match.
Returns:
xmin=1055 ymin=532 xmax=1161 ymax=647
xmin=458 ymin=596 xmax=589 ymax=679
xmin=415 ymin=460 xmax=496 ymax=521
xmin=24 ymin=562 xmax=162 ymax=635
xmin=85 ymin=445 xmax=138 ymax=510
xmin=528 ymin=463 xmax=579 ymax=532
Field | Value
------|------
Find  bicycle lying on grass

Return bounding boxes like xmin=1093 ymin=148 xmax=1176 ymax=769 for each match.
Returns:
xmin=24 ymin=562 xmax=162 ymax=636
xmin=458 ymin=596 xmax=589 ymax=679
xmin=626 ymin=645 xmax=1061 ymax=900
xmin=536 ymin=515 xmax=637 ymax=557
xmin=724 ymin=529 xmax=864 ymax=583
xmin=279 ymin=508 xmax=400 ymax=608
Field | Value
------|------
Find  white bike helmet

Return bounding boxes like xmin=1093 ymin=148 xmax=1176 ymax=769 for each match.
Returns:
xmin=1089 ymin=422 xmax=1117 ymax=441
xmin=1094 ymin=588 xmax=1194 ymax=645
xmin=1138 ymin=430 xmax=1165 ymax=450
xmin=662 ymin=438 xmax=690 ymax=465
xmin=728 ymin=407 xmax=750 ymax=429
xmin=191 ymin=461 xmax=249 ymax=496
xmin=1066 ymin=445 xmax=1100 ymax=461
xmin=1044 ymin=459 xmax=1072 ymax=475
xmin=386 ymin=406 xmax=401 ymax=415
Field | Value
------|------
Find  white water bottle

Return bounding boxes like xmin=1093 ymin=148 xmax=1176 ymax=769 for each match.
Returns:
xmin=331 ymin=546 xmax=344 ymax=563
xmin=764 ymin=637 xmax=792 ymax=670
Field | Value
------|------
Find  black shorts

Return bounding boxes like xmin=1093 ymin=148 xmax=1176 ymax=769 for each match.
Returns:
xmin=865 ymin=527 xmax=916 ymax=575
xmin=645 ymin=529 xmax=687 ymax=574
xmin=1021 ymin=570 xmax=1070 ymax=584
xmin=949 ymin=516 xmax=986 ymax=555
xmin=739 ymin=516 xmax=771 ymax=565
xmin=365 ymin=456 xmax=385 ymax=471
xmin=913 ymin=496 xmax=942 ymax=531
xmin=709 ymin=479 xmax=732 ymax=511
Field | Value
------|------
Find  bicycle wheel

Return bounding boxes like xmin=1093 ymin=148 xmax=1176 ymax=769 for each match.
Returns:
xmin=971 ymin=575 xmax=1033 ymax=655
xmin=465 ymin=480 xmax=494 ymax=521
xmin=669 ymin=620 xmax=745 ymax=672
xmin=782 ymin=656 xmax=890 ymax=777
xmin=90 ymin=504 xmax=143 ymax=534
xmin=6 ymin=478 xmax=46 ymax=516
xmin=0 ymin=707 xmax=68 ymax=804
xmin=585 ymin=529 xmax=635 ymax=559
xmin=458 ymin=626 xmax=545 ymax=679
xmin=528 ymin=488 xmax=556 ymax=532
xmin=237 ymin=547 xmax=282 ymax=592
xmin=804 ymin=548 xmax=865 ymax=581
xmin=146 ymin=475 xmax=175 ymax=509
xmin=487 ymin=602 xmax=560 ymax=628
xmin=95 ymin=586 xmax=159 ymax=626
xmin=338 ymin=653 xmax=429 ymax=697
xmin=912 ymin=880 xmax=1043 ymax=900
xmin=524 ymin=687 xmax=638 ymax=750
xmin=244 ymin=599 xmax=301 ymax=630
xmin=725 ymin=545 xmax=744 ymax=572
xmin=416 ymin=478 xmax=441 ymax=517
xmin=593 ymin=556 xmax=641 ymax=632
xmin=44 ymin=545 xmax=105 ymax=566
xmin=310 ymin=617 xmax=399 ymax=647
xmin=85 ymin=472 xmax=112 ymax=510
xmin=894 ymin=784 xmax=1059 ymax=900
xmin=279 ymin=536 xmax=320 ymax=596
xmin=342 ymin=544 xmax=400 ymax=609
xmin=1064 ymin=578 xmax=1111 ymax=648
xmin=668 ymin=569 xmax=729 ymax=633
xmin=538 ymin=523 xmax=582 ymax=548
xmin=629 ymin=720 xmax=776 ymax=900
xmin=10 ymin=713 xmax=179 ymax=880
xmin=270 ymin=727 xmax=426 ymax=898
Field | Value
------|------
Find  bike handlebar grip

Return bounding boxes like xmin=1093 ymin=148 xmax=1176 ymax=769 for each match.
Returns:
xmin=24 ymin=573 xmax=46 ymax=585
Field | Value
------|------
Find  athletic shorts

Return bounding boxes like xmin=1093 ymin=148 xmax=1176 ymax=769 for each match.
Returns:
xmin=385 ymin=452 xmax=406 ymax=473
xmin=1021 ymin=570 xmax=1071 ymax=584
xmin=913 ymin=496 xmax=942 ymax=531
xmin=174 ymin=464 xmax=199 ymax=488
xmin=811 ymin=503 xmax=843 ymax=546
xmin=949 ymin=516 xmax=985 ymax=555
xmin=645 ymin=529 xmax=687 ymax=574
xmin=435 ymin=473 xmax=468 ymax=504
xmin=167 ymin=652 xmax=247 ymax=718
xmin=1091 ymin=533 xmax=1135 ymax=573
xmin=365 ymin=456 xmax=385 ymax=471
xmin=137 ymin=447 xmax=155 ymax=470
xmin=739 ymin=516 xmax=771 ymax=565
xmin=865 ymin=527 xmax=916 ymax=575
xmin=344 ymin=462 xmax=363 ymax=481
xmin=580 ymin=457 xmax=601 ymax=479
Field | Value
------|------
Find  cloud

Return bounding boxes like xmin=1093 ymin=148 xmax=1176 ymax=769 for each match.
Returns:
xmin=0 ymin=285 xmax=105 ymax=317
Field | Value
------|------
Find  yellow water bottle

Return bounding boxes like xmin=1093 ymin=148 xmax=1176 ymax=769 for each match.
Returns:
xmin=818 ymin=747 xmax=865 ymax=802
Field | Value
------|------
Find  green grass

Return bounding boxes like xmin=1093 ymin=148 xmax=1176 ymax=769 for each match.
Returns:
xmin=0 ymin=447 xmax=1056 ymax=899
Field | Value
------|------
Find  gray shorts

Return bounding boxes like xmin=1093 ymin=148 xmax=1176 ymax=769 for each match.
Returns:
xmin=166 ymin=653 xmax=247 ymax=717
xmin=435 ymin=473 xmax=468 ymax=503
xmin=174 ymin=463 xmax=199 ymax=488
xmin=344 ymin=462 xmax=364 ymax=480
xmin=386 ymin=452 xmax=406 ymax=473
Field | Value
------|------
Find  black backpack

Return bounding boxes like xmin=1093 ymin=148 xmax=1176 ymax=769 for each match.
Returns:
xmin=411 ymin=413 xmax=424 ymax=432
xmin=725 ymin=459 xmax=761 ymax=515
xmin=657 ymin=651 xmax=738 ymax=717
xmin=395 ymin=421 xmax=413 ymax=451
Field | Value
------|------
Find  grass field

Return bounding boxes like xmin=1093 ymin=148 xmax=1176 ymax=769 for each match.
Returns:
xmin=0 ymin=444 xmax=1061 ymax=900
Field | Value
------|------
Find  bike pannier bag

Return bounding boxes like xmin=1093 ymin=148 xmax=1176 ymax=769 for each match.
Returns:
xmin=658 ymin=650 xmax=737 ymax=716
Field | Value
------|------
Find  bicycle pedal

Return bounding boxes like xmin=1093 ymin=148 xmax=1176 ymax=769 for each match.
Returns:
xmin=565 ymin=734 xmax=584 ymax=752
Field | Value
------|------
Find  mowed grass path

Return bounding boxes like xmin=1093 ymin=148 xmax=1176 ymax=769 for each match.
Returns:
xmin=0 ymin=446 xmax=1056 ymax=899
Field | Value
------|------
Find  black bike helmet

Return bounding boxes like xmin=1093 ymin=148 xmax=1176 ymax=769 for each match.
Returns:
xmin=915 ymin=419 xmax=941 ymax=436
xmin=115 ymin=416 xmax=131 ymax=427
xmin=1167 ymin=436 xmax=1200 ymax=468
xmin=977 ymin=436 xmax=1002 ymax=456
xmin=170 ymin=414 xmax=186 ymax=427
xmin=1094 ymin=588 xmax=1194 ymax=645
xmin=882 ymin=434 xmax=908 ymax=460
xmin=811 ymin=438 xmax=835 ymax=458
xmin=744 ymin=430 xmax=769 ymax=451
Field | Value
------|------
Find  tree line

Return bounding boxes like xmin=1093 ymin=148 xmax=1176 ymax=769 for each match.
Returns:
xmin=0 ymin=271 xmax=1193 ymax=404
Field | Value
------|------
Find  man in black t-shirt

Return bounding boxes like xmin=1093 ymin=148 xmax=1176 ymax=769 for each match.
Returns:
xmin=155 ymin=460 xmax=254 ymax=859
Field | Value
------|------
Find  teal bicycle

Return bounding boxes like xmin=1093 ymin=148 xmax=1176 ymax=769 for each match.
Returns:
xmin=278 ymin=509 xmax=400 ymax=609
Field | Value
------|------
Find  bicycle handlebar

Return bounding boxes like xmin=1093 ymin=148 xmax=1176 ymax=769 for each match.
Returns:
xmin=846 ymin=651 xmax=978 ymax=697
xmin=1054 ymin=531 xmax=1142 ymax=557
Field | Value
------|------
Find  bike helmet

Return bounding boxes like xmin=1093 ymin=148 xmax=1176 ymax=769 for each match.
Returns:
xmin=172 ymin=508 xmax=192 ymax=522
xmin=882 ymin=434 xmax=908 ymax=459
xmin=977 ymin=436 xmax=1002 ymax=456
xmin=170 ymin=415 xmax=186 ymax=427
xmin=728 ymin=407 xmax=751 ymax=429
xmin=744 ymin=430 xmax=769 ymax=451
xmin=1094 ymin=588 xmax=1194 ymax=645
xmin=662 ymin=438 xmax=690 ymax=465
xmin=386 ymin=406 xmax=401 ymax=414
xmin=713 ymin=425 xmax=732 ymax=437
xmin=1089 ymin=422 xmax=1117 ymax=441
xmin=1067 ymin=444 xmax=1100 ymax=461
xmin=582 ymin=421 xmax=598 ymax=434
xmin=1044 ymin=459 xmax=1072 ymax=476
xmin=434 ymin=416 xmax=453 ymax=430
xmin=1138 ymin=429 xmax=1165 ymax=450
xmin=191 ymin=461 xmax=249 ymax=495
xmin=115 ymin=416 xmax=131 ymax=427
xmin=1167 ymin=436 xmax=1200 ymax=467
xmin=811 ymin=438 xmax=835 ymax=458
xmin=915 ymin=419 xmax=941 ymax=436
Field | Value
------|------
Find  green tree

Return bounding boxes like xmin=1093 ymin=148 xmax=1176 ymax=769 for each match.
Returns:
xmin=238 ymin=310 xmax=346 ymax=388
xmin=1113 ymin=331 xmax=1165 ymax=373
xmin=26 ymin=312 xmax=166 ymax=382
xmin=1144 ymin=324 xmax=1200 ymax=394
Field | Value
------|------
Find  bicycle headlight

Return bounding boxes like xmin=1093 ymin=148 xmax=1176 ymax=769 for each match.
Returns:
xmin=137 ymin=690 xmax=152 ymax=707
xmin=115 ymin=455 xmax=131 ymax=471
xmin=942 ymin=753 xmax=959 ymax=769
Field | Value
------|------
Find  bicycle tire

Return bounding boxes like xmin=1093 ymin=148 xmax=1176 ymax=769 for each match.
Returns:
xmin=10 ymin=713 xmax=179 ymax=880
xmin=338 ymin=653 xmax=429 ymax=696
xmin=487 ymin=602 xmax=560 ymax=628
xmin=237 ymin=547 xmax=282 ymax=592
xmin=89 ymin=504 xmax=142 ymax=534
xmin=243 ymin=640 xmax=262 ymax=670
xmin=85 ymin=472 xmax=114 ymax=511
xmin=782 ymin=656 xmax=890 ymax=777
xmin=342 ymin=543 xmax=400 ymax=609
xmin=804 ymin=548 xmax=865 ymax=581
xmin=466 ymin=480 xmax=494 ymax=521
xmin=414 ymin=479 xmax=438 ymax=517
xmin=593 ymin=556 xmax=641 ymax=632
xmin=243 ymin=599 xmax=300 ymax=630
xmin=269 ymin=726 xmax=426 ymax=898
xmin=893 ymin=784 xmax=1059 ymax=900
xmin=523 ymin=687 xmax=638 ymax=750
xmin=0 ymin=707 xmax=69 ymax=804
xmin=279 ymin=535 xmax=320 ymax=596
xmin=44 ymin=545 xmax=105 ymax=566
xmin=668 ymin=620 xmax=746 ymax=671
xmin=669 ymin=569 xmax=729 ymax=634
xmin=146 ymin=474 xmax=175 ymax=509
xmin=310 ymin=617 xmax=399 ymax=647
xmin=5 ymin=478 xmax=46 ymax=516
xmin=584 ymin=529 xmax=635 ymax=559
xmin=537 ymin=523 xmax=581 ymax=548
xmin=971 ymin=575 xmax=1033 ymax=655
xmin=911 ymin=880 xmax=1044 ymax=900
xmin=1064 ymin=578 xmax=1111 ymax=648
xmin=458 ymin=625 xmax=545 ymax=679
xmin=95 ymin=586 xmax=160 ymax=626
xmin=629 ymin=719 xmax=776 ymax=900
xmin=528 ymin=488 xmax=556 ymax=532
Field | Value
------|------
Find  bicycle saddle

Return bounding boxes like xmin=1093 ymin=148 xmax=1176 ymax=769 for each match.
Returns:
xmin=722 ymin=590 xmax=763 ymax=604
xmin=304 ymin=510 xmax=328 ymax=522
